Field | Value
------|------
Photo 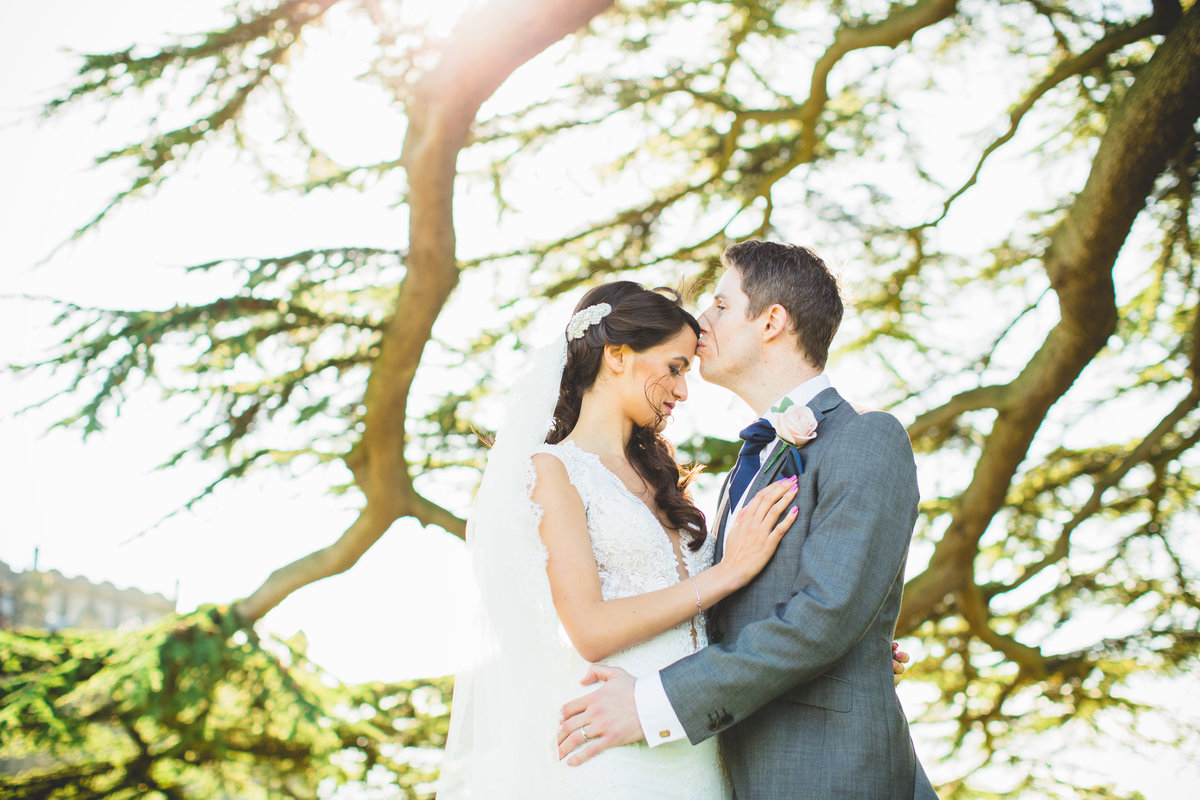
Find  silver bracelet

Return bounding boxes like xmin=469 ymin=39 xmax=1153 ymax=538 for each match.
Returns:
xmin=689 ymin=576 xmax=703 ymax=614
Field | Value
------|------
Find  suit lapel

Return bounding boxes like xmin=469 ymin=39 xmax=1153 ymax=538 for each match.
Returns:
xmin=713 ymin=387 xmax=847 ymax=564
xmin=741 ymin=438 xmax=788 ymax=504
xmin=794 ymin=388 xmax=843 ymax=469
xmin=713 ymin=469 xmax=735 ymax=562
xmin=809 ymin=386 xmax=842 ymax=418
xmin=714 ymin=438 xmax=786 ymax=562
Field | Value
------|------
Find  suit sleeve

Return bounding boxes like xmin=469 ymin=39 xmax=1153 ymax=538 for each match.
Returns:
xmin=660 ymin=411 xmax=919 ymax=744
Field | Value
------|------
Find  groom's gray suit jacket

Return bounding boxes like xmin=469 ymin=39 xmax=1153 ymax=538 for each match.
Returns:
xmin=660 ymin=387 xmax=937 ymax=800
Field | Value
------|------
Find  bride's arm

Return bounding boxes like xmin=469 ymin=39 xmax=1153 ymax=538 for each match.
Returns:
xmin=531 ymin=453 xmax=797 ymax=663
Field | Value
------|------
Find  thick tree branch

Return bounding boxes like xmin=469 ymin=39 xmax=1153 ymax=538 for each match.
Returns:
xmin=985 ymin=390 xmax=1200 ymax=600
xmin=924 ymin=12 xmax=1164 ymax=228
xmin=898 ymin=3 xmax=1200 ymax=633
xmin=803 ymin=0 xmax=958 ymax=156
xmin=908 ymin=384 xmax=1015 ymax=443
xmin=234 ymin=0 xmax=617 ymax=624
xmin=959 ymin=581 xmax=1047 ymax=677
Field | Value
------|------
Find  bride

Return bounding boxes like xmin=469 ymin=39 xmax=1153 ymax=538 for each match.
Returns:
xmin=436 ymin=281 xmax=798 ymax=799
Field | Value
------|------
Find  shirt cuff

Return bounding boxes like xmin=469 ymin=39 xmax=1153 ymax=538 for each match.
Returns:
xmin=634 ymin=671 xmax=687 ymax=747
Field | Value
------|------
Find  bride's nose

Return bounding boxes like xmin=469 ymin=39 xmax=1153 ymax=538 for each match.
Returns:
xmin=674 ymin=376 xmax=688 ymax=402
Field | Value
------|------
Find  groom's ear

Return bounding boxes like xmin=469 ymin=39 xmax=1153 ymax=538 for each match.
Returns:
xmin=761 ymin=303 xmax=792 ymax=342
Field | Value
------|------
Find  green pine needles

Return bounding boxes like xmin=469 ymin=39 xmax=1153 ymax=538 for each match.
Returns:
xmin=0 ymin=607 xmax=451 ymax=800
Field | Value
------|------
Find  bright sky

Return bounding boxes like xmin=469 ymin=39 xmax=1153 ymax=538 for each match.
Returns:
xmin=1 ymin=1 xmax=1196 ymax=796
xmin=0 ymin=0 xmax=752 ymax=683
xmin=2 ymin=0 xmax=457 ymax=684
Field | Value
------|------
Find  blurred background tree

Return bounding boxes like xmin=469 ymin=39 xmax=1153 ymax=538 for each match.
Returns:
xmin=1 ymin=607 xmax=451 ymax=799
xmin=5 ymin=0 xmax=1199 ymax=797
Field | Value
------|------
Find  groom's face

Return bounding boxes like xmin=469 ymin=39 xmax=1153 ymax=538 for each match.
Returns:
xmin=696 ymin=267 xmax=762 ymax=388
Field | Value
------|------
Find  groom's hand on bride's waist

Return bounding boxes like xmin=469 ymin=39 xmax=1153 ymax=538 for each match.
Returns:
xmin=557 ymin=664 xmax=644 ymax=765
xmin=893 ymin=641 xmax=910 ymax=684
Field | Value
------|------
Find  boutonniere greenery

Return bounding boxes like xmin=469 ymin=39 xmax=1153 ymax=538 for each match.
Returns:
xmin=764 ymin=397 xmax=818 ymax=475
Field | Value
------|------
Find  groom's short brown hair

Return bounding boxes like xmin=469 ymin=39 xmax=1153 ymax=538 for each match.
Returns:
xmin=722 ymin=240 xmax=843 ymax=370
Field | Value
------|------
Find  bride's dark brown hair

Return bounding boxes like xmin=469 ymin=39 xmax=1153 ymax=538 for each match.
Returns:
xmin=547 ymin=281 xmax=708 ymax=549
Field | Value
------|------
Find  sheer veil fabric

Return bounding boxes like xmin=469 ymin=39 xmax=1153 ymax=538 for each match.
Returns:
xmin=436 ymin=335 xmax=587 ymax=799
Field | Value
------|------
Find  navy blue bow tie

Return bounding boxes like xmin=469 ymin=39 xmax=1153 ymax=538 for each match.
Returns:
xmin=727 ymin=418 xmax=778 ymax=512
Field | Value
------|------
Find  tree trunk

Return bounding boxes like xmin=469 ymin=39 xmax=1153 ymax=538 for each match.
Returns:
xmin=235 ymin=0 xmax=617 ymax=625
xmin=898 ymin=2 xmax=1200 ymax=634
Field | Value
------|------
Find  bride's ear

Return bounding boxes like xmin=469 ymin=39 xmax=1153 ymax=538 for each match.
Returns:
xmin=602 ymin=344 xmax=630 ymax=375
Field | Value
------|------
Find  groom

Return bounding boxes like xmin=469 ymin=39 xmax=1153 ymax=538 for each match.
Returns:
xmin=557 ymin=240 xmax=937 ymax=799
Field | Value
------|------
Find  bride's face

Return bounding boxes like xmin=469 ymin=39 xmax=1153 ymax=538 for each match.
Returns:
xmin=617 ymin=326 xmax=698 ymax=431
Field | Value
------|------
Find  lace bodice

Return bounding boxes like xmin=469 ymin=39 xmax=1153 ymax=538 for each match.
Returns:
xmin=439 ymin=336 xmax=729 ymax=800
xmin=529 ymin=441 xmax=729 ymax=800
xmin=532 ymin=441 xmax=715 ymax=674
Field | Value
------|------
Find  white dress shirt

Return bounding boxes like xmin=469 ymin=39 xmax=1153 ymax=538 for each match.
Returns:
xmin=635 ymin=374 xmax=833 ymax=746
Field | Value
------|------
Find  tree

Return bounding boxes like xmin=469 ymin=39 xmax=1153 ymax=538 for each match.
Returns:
xmin=11 ymin=0 xmax=1200 ymax=796
xmin=0 ymin=607 xmax=451 ymax=799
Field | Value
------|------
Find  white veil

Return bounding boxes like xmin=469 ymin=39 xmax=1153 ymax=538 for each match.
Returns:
xmin=436 ymin=334 xmax=586 ymax=799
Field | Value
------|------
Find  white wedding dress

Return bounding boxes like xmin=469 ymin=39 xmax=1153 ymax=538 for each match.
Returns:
xmin=533 ymin=441 xmax=731 ymax=800
xmin=437 ymin=336 xmax=730 ymax=800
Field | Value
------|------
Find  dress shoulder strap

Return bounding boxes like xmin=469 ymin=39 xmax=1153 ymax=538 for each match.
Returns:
xmin=531 ymin=442 xmax=602 ymax=508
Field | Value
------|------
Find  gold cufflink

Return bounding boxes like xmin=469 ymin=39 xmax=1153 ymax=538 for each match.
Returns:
xmin=659 ymin=730 xmax=671 ymax=739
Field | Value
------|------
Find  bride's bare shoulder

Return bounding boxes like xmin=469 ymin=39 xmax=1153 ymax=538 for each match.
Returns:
xmin=531 ymin=449 xmax=568 ymax=477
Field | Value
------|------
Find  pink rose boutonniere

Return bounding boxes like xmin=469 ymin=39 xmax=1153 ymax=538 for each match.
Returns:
xmin=764 ymin=398 xmax=818 ymax=475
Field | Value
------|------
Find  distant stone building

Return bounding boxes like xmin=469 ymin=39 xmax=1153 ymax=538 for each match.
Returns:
xmin=0 ymin=558 xmax=176 ymax=632
xmin=0 ymin=559 xmax=179 ymax=778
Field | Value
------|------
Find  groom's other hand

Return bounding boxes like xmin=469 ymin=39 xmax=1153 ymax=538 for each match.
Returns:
xmin=557 ymin=664 xmax=643 ymax=765
xmin=893 ymin=641 xmax=910 ymax=684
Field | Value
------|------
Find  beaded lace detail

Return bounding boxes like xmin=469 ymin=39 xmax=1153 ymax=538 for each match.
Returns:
xmin=529 ymin=440 xmax=730 ymax=800
xmin=532 ymin=441 xmax=715 ymax=670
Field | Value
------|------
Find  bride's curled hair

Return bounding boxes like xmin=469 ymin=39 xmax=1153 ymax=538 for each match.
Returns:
xmin=548 ymin=281 xmax=708 ymax=550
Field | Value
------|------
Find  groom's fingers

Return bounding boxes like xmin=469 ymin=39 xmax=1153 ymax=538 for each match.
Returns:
xmin=560 ymin=694 xmax=589 ymax=724
xmin=582 ymin=664 xmax=621 ymax=684
xmin=558 ymin=725 xmax=612 ymax=764
xmin=565 ymin=741 xmax=604 ymax=767
xmin=559 ymin=667 xmax=618 ymax=738
xmin=557 ymin=704 xmax=589 ymax=747
xmin=557 ymin=717 xmax=590 ymax=756
xmin=556 ymin=667 xmax=642 ymax=764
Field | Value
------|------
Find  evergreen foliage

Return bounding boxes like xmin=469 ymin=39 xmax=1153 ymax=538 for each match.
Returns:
xmin=8 ymin=0 xmax=1200 ymax=795
xmin=0 ymin=607 xmax=449 ymax=799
